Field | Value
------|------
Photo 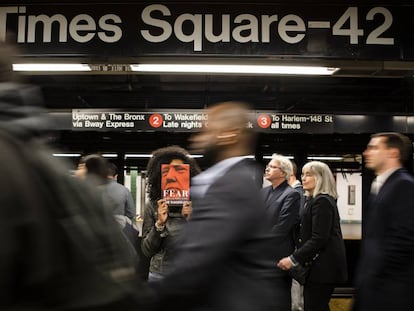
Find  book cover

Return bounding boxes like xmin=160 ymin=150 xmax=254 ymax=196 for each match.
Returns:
xmin=161 ymin=163 xmax=190 ymax=206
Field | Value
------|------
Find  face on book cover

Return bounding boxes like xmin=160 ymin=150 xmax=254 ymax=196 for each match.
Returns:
xmin=162 ymin=159 xmax=190 ymax=197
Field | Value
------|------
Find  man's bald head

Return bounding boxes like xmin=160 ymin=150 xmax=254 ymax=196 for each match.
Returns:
xmin=189 ymin=101 xmax=257 ymax=166
xmin=209 ymin=101 xmax=250 ymax=128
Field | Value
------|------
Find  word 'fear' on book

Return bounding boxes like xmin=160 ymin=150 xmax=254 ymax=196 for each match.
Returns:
xmin=161 ymin=163 xmax=190 ymax=205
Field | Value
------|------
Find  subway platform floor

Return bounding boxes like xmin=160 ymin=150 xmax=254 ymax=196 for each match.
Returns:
xmin=330 ymin=298 xmax=353 ymax=311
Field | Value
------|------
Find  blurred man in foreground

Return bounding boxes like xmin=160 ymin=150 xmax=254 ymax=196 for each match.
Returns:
xmin=151 ymin=101 xmax=278 ymax=311
xmin=0 ymin=41 xmax=149 ymax=310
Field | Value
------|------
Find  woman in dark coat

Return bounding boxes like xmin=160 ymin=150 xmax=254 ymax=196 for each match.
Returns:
xmin=278 ymin=161 xmax=347 ymax=311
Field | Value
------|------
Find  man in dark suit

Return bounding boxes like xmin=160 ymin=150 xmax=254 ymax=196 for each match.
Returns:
xmin=288 ymin=160 xmax=305 ymax=311
xmin=151 ymin=101 xmax=278 ymax=311
xmin=353 ymin=132 xmax=414 ymax=311
xmin=262 ymin=154 xmax=300 ymax=310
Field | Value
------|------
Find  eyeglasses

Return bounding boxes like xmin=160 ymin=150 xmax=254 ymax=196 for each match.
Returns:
xmin=266 ymin=165 xmax=282 ymax=170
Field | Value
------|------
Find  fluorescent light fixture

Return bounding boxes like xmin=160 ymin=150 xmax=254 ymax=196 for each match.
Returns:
xmin=13 ymin=63 xmax=91 ymax=72
xmin=130 ymin=64 xmax=339 ymax=75
xmin=307 ymin=156 xmax=343 ymax=161
xmin=189 ymin=154 xmax=205 ymax=159
xmin=263 ymin=155 xmax=294 ymax=159
xmin=101 ymin=153 xmax=118 ymax=158
xmin=125 ymin=154 xmax=152 ymax=159
xmin=125 ymin=154 xmax=203 ymax=159
xmin=53 ymin=153 xmax=81 ymax=157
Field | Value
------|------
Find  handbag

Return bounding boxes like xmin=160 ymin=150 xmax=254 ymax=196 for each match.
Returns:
xmin=288 ymin=262 xmax=311 ymax=285
xmin=288 ymin=253 xmax=319 ymax=285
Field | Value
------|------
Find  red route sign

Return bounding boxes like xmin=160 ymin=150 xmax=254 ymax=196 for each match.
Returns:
xmin=149 ymin=113 xmax=163 ymax=128
xmin=257 ymin=113 xmax=271 ymax=129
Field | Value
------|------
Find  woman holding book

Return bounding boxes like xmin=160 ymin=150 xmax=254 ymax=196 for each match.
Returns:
xmin=141 ymin=145 xmax=201 ymax=282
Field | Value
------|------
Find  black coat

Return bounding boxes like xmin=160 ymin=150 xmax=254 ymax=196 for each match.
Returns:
xmin=353 ymin=168 xmax=414 ymax=311
xmin=262 ymin=181 xmax=300 ymax=263
xmin=293 ymin=194 xmax=347 ymax=284
xmin=154 ymin=158 xmax=279 ymax=311
xmin=0 ymin=83 xmax=150 ymax=310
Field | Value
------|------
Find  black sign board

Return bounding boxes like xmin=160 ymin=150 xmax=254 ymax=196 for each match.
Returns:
xmin=1 ymin=3 xmax=414 ymax=60
xmin=72 ymin=109 xmax=334 ymax=133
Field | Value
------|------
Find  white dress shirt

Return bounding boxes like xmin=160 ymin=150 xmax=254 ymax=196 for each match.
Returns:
xmin=371 ymin=167 xmax=399 ymax=194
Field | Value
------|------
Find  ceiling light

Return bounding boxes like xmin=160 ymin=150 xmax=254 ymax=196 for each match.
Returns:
xmin=125 ymin=154 xmax=203 ymax=159
xmin=130 ymin=64 xmax=339 ymax=75
xmin=53 ymin=153 xmax=81 ymax=157
xmin=101 ymin=153 xmax=118 ymax=158
xmin=307 ymin=156 xmax=343 ymax=161
xmin=13 ymin=63 xmax=91 ymax=72
xmin=125 ymin=154 xmax=152 ymax=159
xmin=263 ymin=155 xmax=294 ymax=159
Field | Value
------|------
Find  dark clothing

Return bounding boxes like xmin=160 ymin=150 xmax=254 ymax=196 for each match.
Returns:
xmin=292 ymin=181 xmax=306 ymax=216
xmin=293 ymin=194 xmax=347 ymax=310
xmin=0 ymin=131 xmax=149 ymax=311
xmin=263 ymin=181 xmax=300 ymax=262
xmin=290 ymin=181 xmax=305 ymax=311
xmin=262 ymin=181 xmax=300 ymax=310
xmin=353 ymin=168 xmax=414 ymax=311
xmin=152 ymin=158 xmax=279 ymax=311
xmin=0 ymin=82 xmax=51 ymax=139
xmin=0 ymin=82 xmax=149 ymax=310
xmin=304 ymin=282 xmax=335 ymax=311
xmin=141 ymin=200 xmax=187 ymax=275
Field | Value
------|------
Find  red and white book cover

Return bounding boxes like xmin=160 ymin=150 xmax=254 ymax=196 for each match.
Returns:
xmin=161 ymin=163 xmax=190 ymax=206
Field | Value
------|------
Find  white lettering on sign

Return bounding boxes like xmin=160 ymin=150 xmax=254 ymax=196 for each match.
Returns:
xmin=0 ymin=6 xmax=122 ymax=42
xmin=173 ymin=113 xmax=208 ymax=121
xmin=84 ymin=120 xmax=104 ymax=128
xmin=264 ymin=114 xmax=333 ymax=131
xmin=106 ymin=121 xmax=134 ymax=128
xmin=140 ymin=4 xmax=395 ymax=51
xmin=1 ymin=5 xmax=395 ymax=50
xmin=72 ymin=113 xmax=99 ymax=121
xmin=180 ymin=121 xmax=203 ymax=129
xmin=124 ymin=113 xmax=145 ymax=120
xmin=163 ymin=121 xmax=179 ymax=128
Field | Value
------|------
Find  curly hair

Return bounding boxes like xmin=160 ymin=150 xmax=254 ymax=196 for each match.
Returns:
xmin=145 ymin=145 xmax=201 ymax=202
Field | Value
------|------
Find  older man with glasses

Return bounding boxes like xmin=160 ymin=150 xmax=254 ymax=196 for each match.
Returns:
xmin=262 ymin=153 xmax=301 ymax=311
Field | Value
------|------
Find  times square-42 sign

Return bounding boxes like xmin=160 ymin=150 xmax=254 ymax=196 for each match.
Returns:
xmin=1 ymin=3 xmax=411 ymax=59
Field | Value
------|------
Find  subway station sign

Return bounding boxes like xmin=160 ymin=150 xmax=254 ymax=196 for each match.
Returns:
xmin=1 ymin=3 xmax=414 ymax=60
xmin=72 ymin=109 xmax=334 ymax=133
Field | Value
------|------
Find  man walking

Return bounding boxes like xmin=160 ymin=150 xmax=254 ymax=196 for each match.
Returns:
xmin=353 ymin=132 xmax=414 ymax=310
xmin=151 ymin=101 xmax=278 ymax=311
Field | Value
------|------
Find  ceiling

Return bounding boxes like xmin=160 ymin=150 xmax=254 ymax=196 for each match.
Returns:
xmin=23 ymin=59 xmax=414 ymax=114
xmin=18 ymin=58 xmax=414 ymax=168
xmin=4 ymin=0 xmax=414 ymax=172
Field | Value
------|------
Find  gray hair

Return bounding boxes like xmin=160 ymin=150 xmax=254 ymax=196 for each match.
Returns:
xmin=271 ymin=153 xmax=293 ymax=182
xmin=302 ymin=161 xmax=338 ymax=199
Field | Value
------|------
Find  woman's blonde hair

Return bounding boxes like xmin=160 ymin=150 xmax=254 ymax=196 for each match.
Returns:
xmin=302 ymin=161 xmax=338 ymax=199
